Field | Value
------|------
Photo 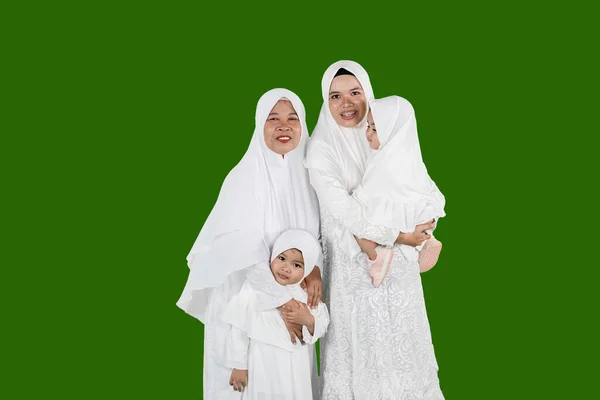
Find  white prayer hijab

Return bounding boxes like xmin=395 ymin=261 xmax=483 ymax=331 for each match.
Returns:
xmin=305 ymin=60 xmax=375 ymax=191
xmin=353 ymin=95 xmax=446 ymax=233
xmin=177 ymin=89 xmax=320 ymax=322
xmin=270 ymin=229 xmax=320 ymax=292
xmin=222 ymin=229 xmax=321 ymax=352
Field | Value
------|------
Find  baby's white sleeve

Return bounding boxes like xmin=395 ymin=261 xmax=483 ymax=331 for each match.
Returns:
xmin=302 ymin=302 xmax=330 ymax=344
xmin=309 ymin=168 xmax=398 ymax=246
xmin=224 ymin=325 xmax=249 ymax=370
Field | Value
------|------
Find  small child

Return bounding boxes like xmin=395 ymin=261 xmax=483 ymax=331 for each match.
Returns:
xmin=353 ymin=96 xmax=446 ymax=286
xmin=219 ymin=229 xmax=329 ymax=399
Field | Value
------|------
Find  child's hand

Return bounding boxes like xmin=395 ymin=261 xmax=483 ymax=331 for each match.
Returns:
xmin=281 ymin=302 xmax=314 ymax=327
xmin=229 ymin=369 xmax=248 ymax=392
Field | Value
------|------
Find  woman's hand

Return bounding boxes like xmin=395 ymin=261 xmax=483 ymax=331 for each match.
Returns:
xmin=229 ymin=369 xmax=248 ymax=392
xmin=281 ymin=302 xmax=315 ymax=333
xmin=396 ymin=219 xmax=436 ymax=247
xmin=301 ymin=266 xmax=322 ymax=309
xmin=277 ymin=299 xmax=304 ymax=344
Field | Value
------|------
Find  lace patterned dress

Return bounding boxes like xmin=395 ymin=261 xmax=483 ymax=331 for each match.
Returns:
xmin=311 ymin=169 xmax=444 ymax=400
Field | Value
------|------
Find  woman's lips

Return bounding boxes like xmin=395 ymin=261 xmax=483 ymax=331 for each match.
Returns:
xmin=276 ymin=135 xmax=291 ymax=143
xmin=341 ymin=111 xmax=357 ymax=120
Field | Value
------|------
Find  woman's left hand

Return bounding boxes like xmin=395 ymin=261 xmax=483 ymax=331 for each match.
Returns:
xmin=281 ymin=302 xmax=314 ymax=327
xmin=301 ymin=266 xmax=322 ymax=309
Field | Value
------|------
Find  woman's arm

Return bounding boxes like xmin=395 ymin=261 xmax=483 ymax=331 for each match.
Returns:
xmin=281 ymin=301 xmax=330 ymax=344
xmin=309 ymin=168 xmax=398 ymax=246
xmin=310 ymin=169 xmax=436 ymax=248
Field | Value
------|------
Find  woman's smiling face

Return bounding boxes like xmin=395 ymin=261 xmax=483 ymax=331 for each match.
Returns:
xmin=328 ymin=74 xmax=367 ymax=128
xmin=263 ymin=99 xmax=302 ymax=156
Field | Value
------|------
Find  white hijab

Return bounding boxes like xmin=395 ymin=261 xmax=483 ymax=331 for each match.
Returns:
xmin=270 ymin=228 xmax=320 ymax=294
xmin=223 ymin=229 xmax=321 ymax=352
xmin=305 ymin=60 xmax=375 ymax=191
xmin=353 ymin=96 xmax=446 ymax=232
xmin=177 ymin=89 xmax=320 ymax=322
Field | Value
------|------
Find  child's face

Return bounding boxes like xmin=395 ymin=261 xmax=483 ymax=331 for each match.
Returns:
xmin=270 ymin=248 xmax=305 ymax=285
xmin=366 ymin=111 xmax=380 ymax=150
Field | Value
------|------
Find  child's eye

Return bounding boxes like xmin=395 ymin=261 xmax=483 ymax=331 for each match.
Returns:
xmin=293 ymin=263 xmax=302 ymax=269
xmin=279 ymin=256 xmax=285 ymax=262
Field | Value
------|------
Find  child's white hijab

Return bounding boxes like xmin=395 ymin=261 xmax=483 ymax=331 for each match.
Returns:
xmin=354 ymin=95 xmax=446 ymax=232
xmin=177 ymin=89 xmax=320 ymax=322
xmin=223 ymin=229 xmax=321 ymax=352
xmin=270 ymin=229 xmax=320 ymax=296
xmin=305 ymin=60 xmax=375 ymax=191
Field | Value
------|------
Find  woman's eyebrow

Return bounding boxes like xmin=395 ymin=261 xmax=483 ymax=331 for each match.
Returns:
xmin=288 ymin=112 xmax=298 ymax=116
xmin=268 ymin=112 xmax=279 ymax=116
xmin=350 ymin=87 xmax=362 ymax=91
xmin=328 ymin=90 xmax=341 ymax=95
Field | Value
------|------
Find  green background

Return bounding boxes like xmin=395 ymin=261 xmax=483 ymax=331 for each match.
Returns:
xmin=3 ymin=1 xmax=597 ymax=399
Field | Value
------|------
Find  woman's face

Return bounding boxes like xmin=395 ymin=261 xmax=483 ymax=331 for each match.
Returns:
xmin=270 ymin=248 xmax=305 ymax=285
xmin=328 ymin=75 xmax=367 ymax=128
xmin=263 ymin=100 xmax=302 ymax=156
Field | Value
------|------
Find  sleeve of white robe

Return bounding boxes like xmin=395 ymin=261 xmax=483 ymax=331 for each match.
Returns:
xmin=302 ymin=302 xmax=330 ymax=344
xmin=308 ymin=168 xmax=399 ymax=246
xmin=223 ymin=325 xmax=250 ymax=370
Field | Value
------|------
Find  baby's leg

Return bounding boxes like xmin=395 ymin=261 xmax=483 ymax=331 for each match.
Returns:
xmin=354 ymin=236 xmax=378 ymax=261
xmin=416 ymin=219 xmax=442 ymax=272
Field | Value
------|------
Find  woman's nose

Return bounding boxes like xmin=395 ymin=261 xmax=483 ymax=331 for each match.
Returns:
xmin=277 ymin=125 xmax=291 ymax=131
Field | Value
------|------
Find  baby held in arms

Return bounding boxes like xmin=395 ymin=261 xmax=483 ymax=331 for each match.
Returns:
xmin=221 ymin=229 xmax=329 ymax=399
xmin=353 ymin=96 xmax=446 ymax=287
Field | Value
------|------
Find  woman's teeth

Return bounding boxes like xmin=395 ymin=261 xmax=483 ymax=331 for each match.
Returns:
xmin=341 ymin=111 xmax=357 ymax=119
xmin=276 ymin=136 xmax=291 ymax=143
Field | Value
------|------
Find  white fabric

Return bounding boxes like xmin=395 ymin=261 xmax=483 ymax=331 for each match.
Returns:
xmin=306 ymin=60 xmax=374 ymax=191
xmin=270 ymin=228 xmax=320 ymax=279
xmin=306 ymin=61 xmax=444 ymax=399
xmin=353 ymin=95 xmax=446 ymax=234
xmin=176 ymin=88 xmax=320 ymax=400
xmin=220 ymin=280 xmax=330 ymax=400
xmin=177 ymin=87 xmax=319 ymax=321
xmin=305 ymin=60 xmax=399 ymax=256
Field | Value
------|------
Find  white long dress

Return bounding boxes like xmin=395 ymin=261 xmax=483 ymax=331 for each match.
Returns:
xmin=306 ymin=60 xmax=444 ymax=400
xmin=176 ymin=89 xmax=320 ymax=399
xmin=220 ymin=280 xmax=330 ymax=400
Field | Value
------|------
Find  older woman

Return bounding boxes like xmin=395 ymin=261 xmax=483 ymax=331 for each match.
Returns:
xmin=177 ymin=88 xmax=322 ymax=399
xmin=306 ymin=61 xmax=444 ymax=399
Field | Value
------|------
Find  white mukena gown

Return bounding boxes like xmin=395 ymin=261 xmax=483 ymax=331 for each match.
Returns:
xmin=220 ymin=229 xmax=330 ymax=400
xmin=306 ymin=60 xmax=444 ymax=400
